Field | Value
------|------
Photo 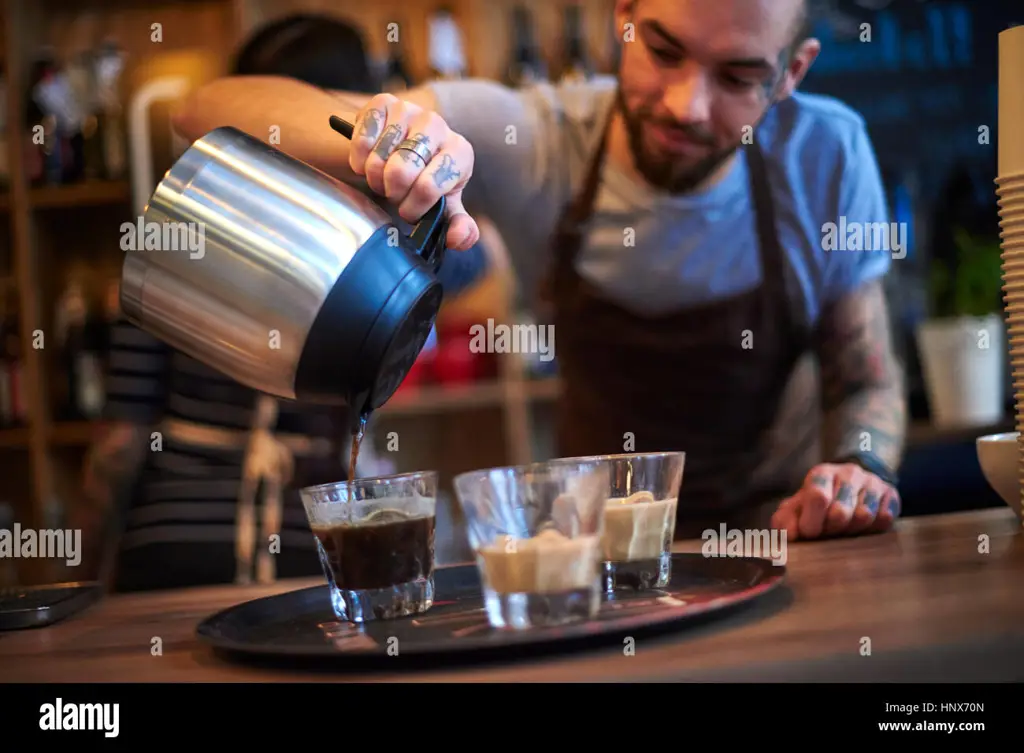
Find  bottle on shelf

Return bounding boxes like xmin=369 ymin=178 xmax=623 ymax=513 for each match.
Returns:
xmin=559 ymin=4 xmax=594 ymax=83
xmin=31 ymin=45 xmax=91 ymax=184
xmin=22 ymin=41 xmax=126 ymax=187
xmin=25 ymin=49 xmax=63 ymax=186
xmin=428 ymin=6 xmax=468 ymax=80
xmin=94 ymin=39 xmax=127 ymax=181
xmin=505 ymin=5 xmax=547 ymax=88
xmin=68 ymin=49 xmax=105 ymax=182
xmin=22 ymin=91 xmax=44 ymax=186
xmin=58 ymin=54 xmax=90 ymax=183
xmin=55 ymin=280 xmax=106 ymax=421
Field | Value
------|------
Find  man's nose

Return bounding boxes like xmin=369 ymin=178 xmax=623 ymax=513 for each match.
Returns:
xmin=664 ymin=61 xmax=712 ymax=123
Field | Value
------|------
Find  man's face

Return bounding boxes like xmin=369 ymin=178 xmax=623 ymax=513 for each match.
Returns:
xmin=614 ymin=0 xmax=810 ymax=193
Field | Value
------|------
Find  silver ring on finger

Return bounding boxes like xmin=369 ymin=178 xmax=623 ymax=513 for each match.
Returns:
xmin=395 ymin=138 xmax=434 ymax=166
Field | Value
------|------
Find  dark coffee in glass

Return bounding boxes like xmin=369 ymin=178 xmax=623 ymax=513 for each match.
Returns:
xmin=301 ymin=471 xmax=437 ymax=623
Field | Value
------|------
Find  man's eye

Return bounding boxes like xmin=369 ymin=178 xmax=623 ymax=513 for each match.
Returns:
xmin=721 ymin=73 xmax=758 ymax=89
xmin=649 ymin=46 xmax=681 ymax=63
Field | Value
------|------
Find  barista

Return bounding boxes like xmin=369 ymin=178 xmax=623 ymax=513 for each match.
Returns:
xmin=172 ymin=0 xmax=907 ymax=541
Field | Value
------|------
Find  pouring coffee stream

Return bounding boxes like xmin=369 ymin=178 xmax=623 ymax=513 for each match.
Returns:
xmin=349 ymin=413 xmax=368 ymax=484
xmin=330 ymin=117 xmax=374 ymax=482
xmin=120 ymin=115 xmax=451 ymax=484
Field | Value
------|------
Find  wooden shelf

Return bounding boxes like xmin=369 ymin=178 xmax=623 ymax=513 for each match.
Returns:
xmin=49 ymin=421 xmax=98 ymax=446
xmin=0 ymin=426 xmax=30 ymax=449
xmin=29 ymin=180 xmax=131 ymax=210
xmin=0 ymin=420 xmax=99 ymax=449
xmin=0 ymin=181 xmax=132 ymax=211
xmin=3 ymin=183 xmax=131 ymax=213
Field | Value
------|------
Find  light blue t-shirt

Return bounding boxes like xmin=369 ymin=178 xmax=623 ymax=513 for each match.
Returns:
xmin=429 ymin=76 xmax=892 ymax=326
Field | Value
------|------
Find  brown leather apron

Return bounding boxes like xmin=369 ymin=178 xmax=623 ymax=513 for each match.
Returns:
xmin=545 ymin=112 xmax=812 ymax=537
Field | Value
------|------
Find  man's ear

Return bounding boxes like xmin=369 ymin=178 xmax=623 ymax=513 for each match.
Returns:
xmin=777 ymin=38 xmax=821 ymax=100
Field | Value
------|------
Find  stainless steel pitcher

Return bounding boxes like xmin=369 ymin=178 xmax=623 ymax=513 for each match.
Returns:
xmin=120 ymin=125 xmax=448 ymax=419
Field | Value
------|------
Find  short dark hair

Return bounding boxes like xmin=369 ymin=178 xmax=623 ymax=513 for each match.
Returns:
xmin=232 ymin=13 xmax=380 ymax=93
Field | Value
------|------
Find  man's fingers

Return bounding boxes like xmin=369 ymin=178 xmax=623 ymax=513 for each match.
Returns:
xmin=797 ymin=469 xmax=834 ymax=539
xmin=363 ymin=120 xmax=407 ymax=195
xmin=439 ymin=189 xmax=479 ymax=250
xmin=383 ymin=111 xmax=449 ymax=209
xmin=846 ymin=484 xmax=885 ymax=535
xmin=867 ymin=488 xmax=901 ymax=533
xmin=347 ymin=96 xmax=481 ymax=245
xmin=823 ymin=466 xmax=865 ymax=535
xmin=398 ymin=143 xmax=469 ymax=224
xmin=771 ymin=496 xmax=801 ymax=541
xmin=349 ymin=94 xmax=401 ymax=176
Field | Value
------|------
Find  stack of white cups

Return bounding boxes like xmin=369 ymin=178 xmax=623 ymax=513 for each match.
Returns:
xmin=997 ymin=25 xmax=1024 ymax=520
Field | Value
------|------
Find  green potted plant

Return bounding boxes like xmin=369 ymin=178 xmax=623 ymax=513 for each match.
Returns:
xmin=917 ymin=228 xmax=1006 ymax=426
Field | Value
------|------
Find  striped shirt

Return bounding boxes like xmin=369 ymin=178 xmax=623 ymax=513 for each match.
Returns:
xmin=107 ymin=241 xmax=489 ymax=592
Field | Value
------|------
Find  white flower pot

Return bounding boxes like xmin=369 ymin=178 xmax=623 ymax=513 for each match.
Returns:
xmin=916 ymin=314 xmax=1005 ymax=427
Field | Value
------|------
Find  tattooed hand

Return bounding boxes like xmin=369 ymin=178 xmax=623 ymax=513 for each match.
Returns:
xmin=349 ymin=93 xmax=478 ymax=250
xmin=770 ymin=463 xmax=900 ymax=540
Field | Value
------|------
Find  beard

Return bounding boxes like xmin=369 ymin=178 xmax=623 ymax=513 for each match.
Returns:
xmin=614 ymin=87 xmax=740 ymax=194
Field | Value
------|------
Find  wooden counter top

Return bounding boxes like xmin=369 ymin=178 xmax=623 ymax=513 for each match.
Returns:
xmin=1 ymin=508 xmax=1022 ymax=682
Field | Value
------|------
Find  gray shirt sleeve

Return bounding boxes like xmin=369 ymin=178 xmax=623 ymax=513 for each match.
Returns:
xmin=426 ymin=79 xmax=574 ymax=303
xmin=427 ymin=78 xmax=562 ymax=218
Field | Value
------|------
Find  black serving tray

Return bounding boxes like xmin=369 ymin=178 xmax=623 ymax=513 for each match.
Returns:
xmin=196 ymin=554 xmax=784 ymax=667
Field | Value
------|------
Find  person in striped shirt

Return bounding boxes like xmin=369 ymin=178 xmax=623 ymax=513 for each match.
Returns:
xmin=76 ymin=14 xmax=496 ymax=592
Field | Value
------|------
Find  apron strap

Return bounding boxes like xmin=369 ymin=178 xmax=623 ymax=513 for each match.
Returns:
xmin=744 ymin=137 xmax=803 ymax=337
xmin=236 ymin=395 xmax=294 ymax=584
xmin=537 ymin=106 xmax=614 ymax=309
xmin=556 ymin=111 xmax=614 ymax=259
xmin=744 ymin=138 xmax=782 ymax=276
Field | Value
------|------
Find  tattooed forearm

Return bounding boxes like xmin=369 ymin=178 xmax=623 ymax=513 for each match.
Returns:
xmin=817 ymin=280 xmax=896 ymax=404
xmin=432 ymin=154 xmax=461 ymax=187
xmin=815 ymin=280 xmax=907 ymax=468
xmin=757 ymin=356 xmax=822 ymax=493
xmin=828 ymin=388 xmax=906 ymax=467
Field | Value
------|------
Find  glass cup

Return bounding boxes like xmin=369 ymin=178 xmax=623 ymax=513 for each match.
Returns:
xmin=453 ymin=461 xmax=609 ymax=630
xmin=299 ymin=471 xmax=437 ymax=623
xmin=547 ymin=452 xmax=685 ymax=592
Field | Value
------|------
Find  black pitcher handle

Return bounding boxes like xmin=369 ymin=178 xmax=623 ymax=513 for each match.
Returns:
xmin=409 ymin=196 xmax=448 ymax=273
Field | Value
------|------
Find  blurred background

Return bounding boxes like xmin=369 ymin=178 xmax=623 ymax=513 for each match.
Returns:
xmin=0 ymin=0 xmax=1014 ymax=584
